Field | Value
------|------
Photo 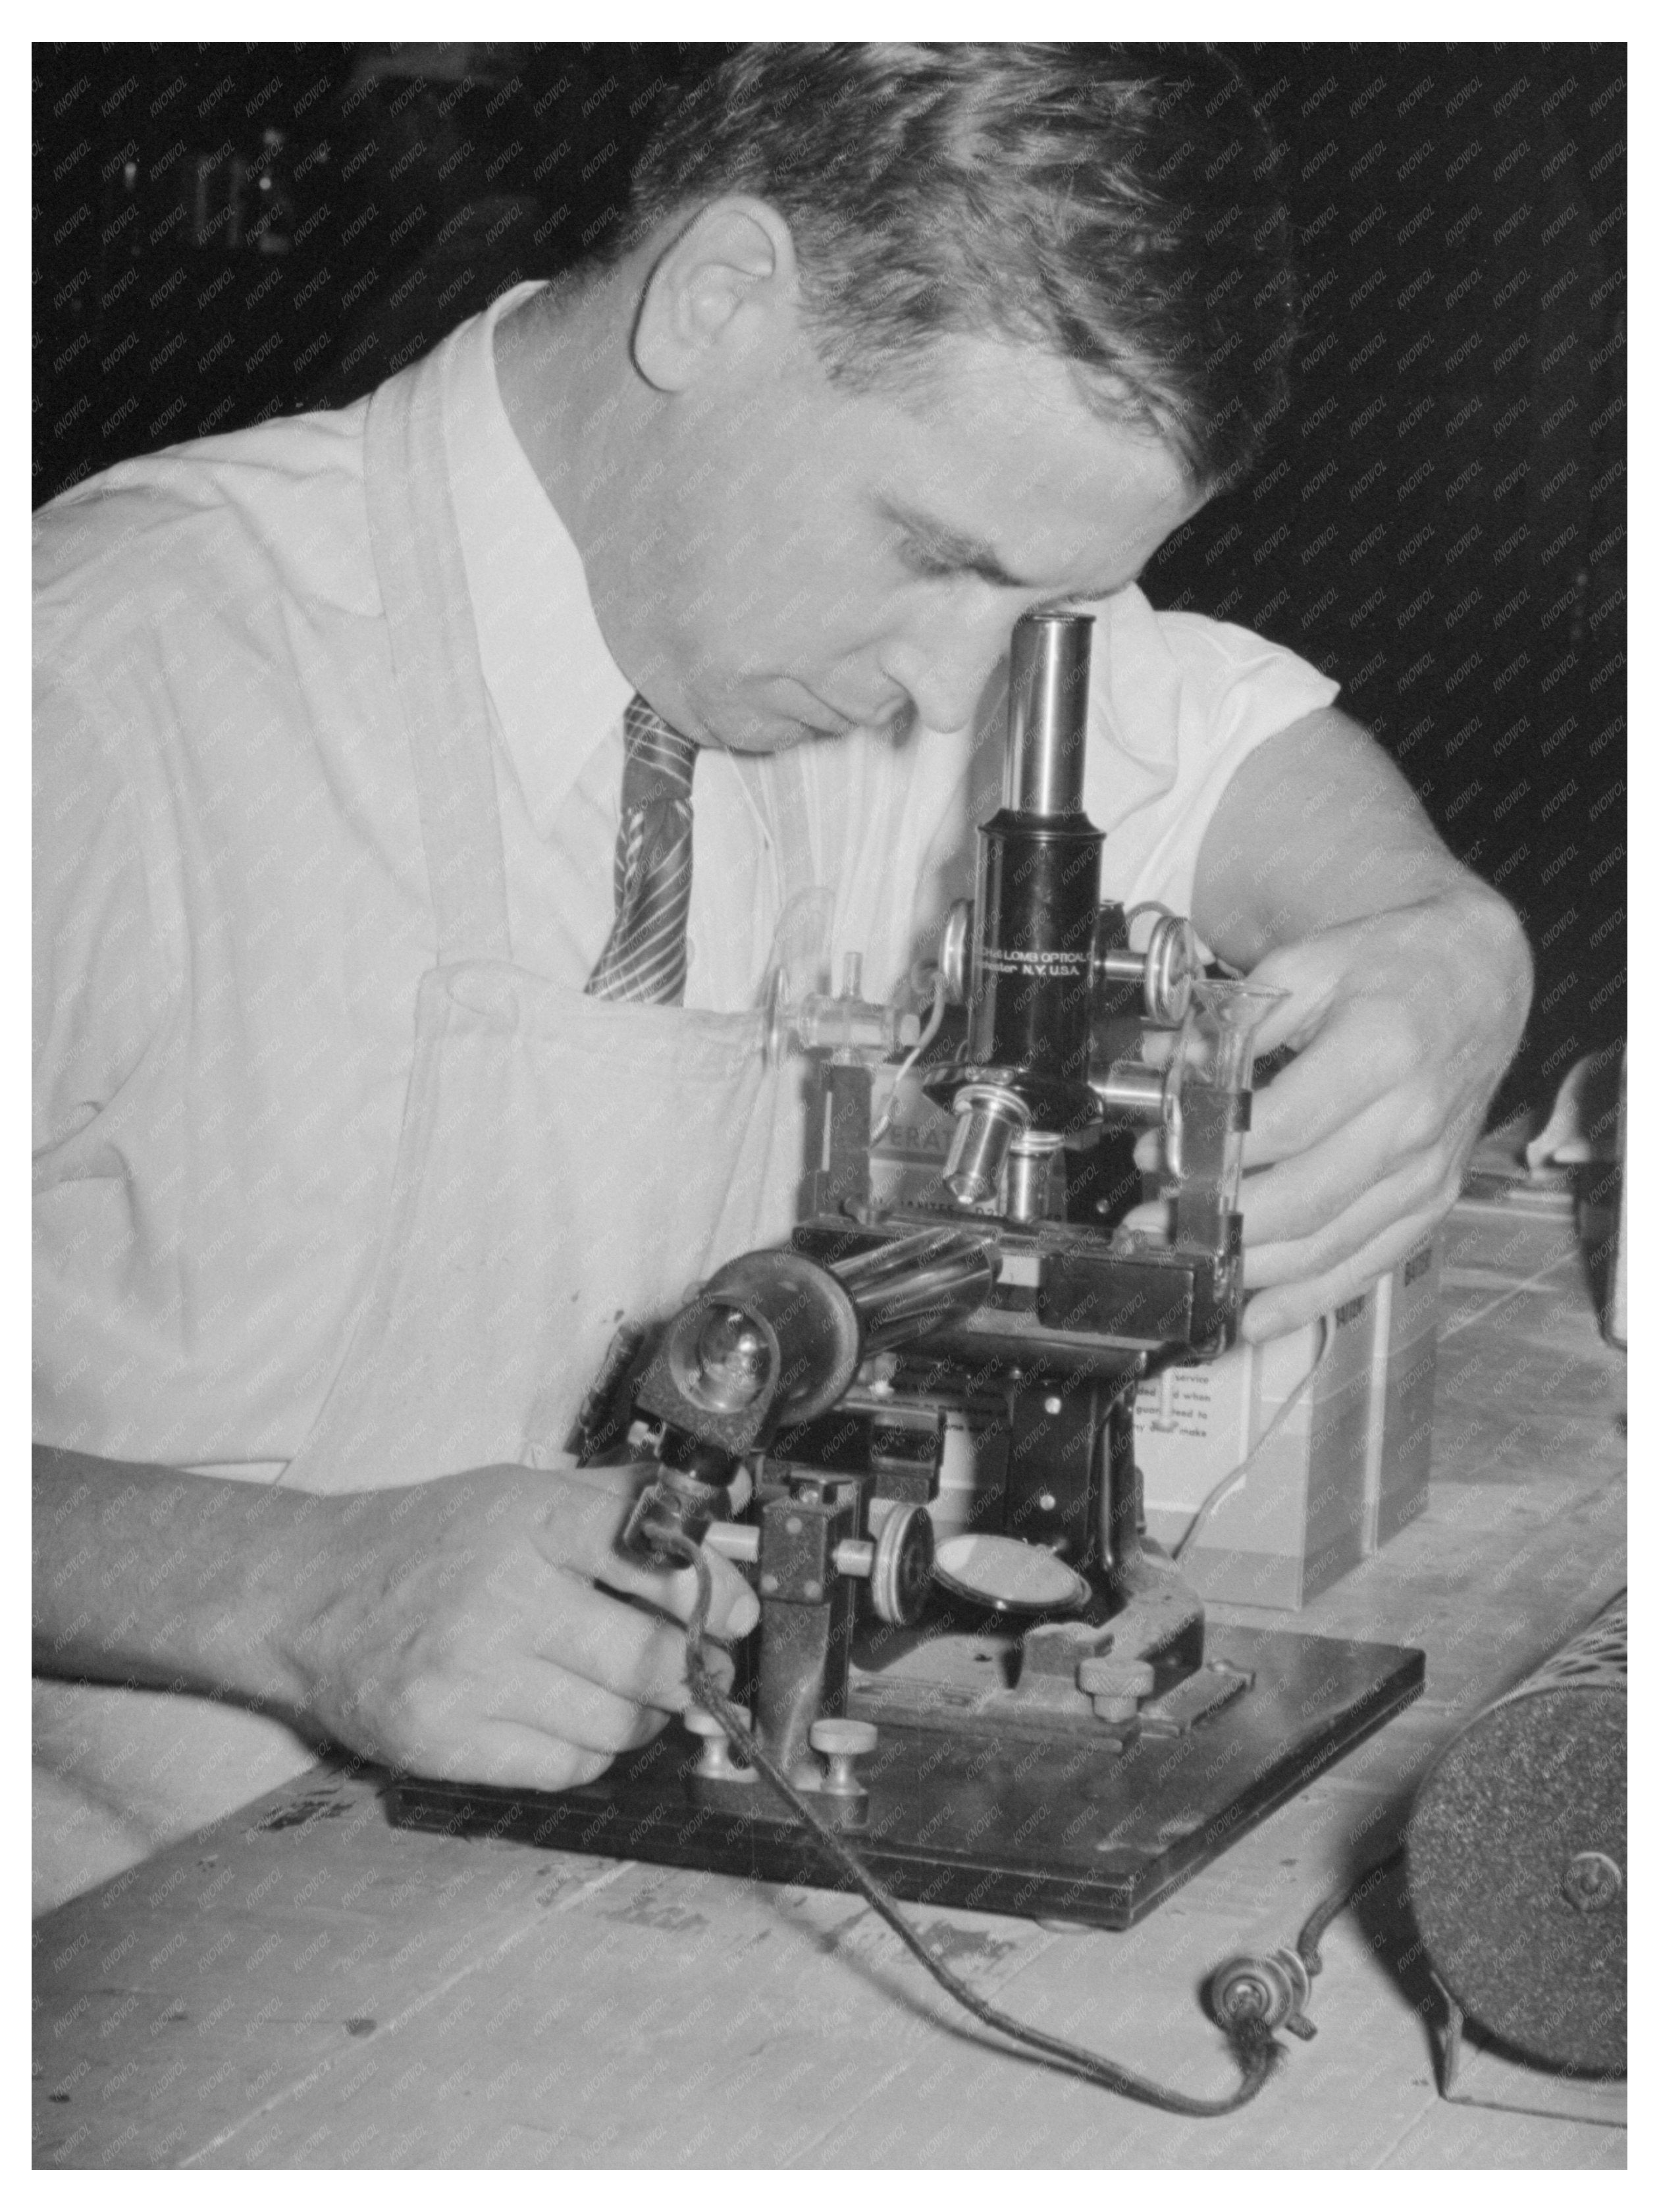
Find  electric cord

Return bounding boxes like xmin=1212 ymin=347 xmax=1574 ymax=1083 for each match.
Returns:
xmin=1170 ymin=1312 xmax=1333 ymax=1562
xmin=870 ymin=972 xmax=948 ymax=1146
xmin=665 ymin=1529 xmax=1282 ymax=2117
xmin=1296 ymin=1845 xmax=1406 ymax=1979
xmin=1122 ymin=899 xmax=1178 ymax=932
xmin=1203 ymin=1839 xmax=1408 ymax=2043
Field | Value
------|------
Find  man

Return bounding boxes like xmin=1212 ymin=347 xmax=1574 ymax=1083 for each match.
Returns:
xmin=33 ymin=46 xmax=1530 ymax=1910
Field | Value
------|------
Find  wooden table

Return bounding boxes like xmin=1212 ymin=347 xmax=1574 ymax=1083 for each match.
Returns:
xmin=33 ymin=1194 xmax=1627 ymax=2169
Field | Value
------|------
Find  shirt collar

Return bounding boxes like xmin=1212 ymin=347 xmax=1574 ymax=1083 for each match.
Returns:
xmin=438 ymin=282 xmax=633 ymax=831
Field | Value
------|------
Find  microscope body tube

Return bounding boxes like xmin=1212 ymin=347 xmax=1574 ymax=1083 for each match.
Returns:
xmin=947 ymin=614 xmax=1106 ymax=1142
xmin=1003 ymin=610 xmax=1093 ymax=817
xmin=829 ymin=1226 xmax=999 ymax=1352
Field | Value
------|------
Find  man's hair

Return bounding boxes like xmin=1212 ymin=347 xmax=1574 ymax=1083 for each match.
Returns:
xmin=615 ymin=45 xmax=1298 ymax=491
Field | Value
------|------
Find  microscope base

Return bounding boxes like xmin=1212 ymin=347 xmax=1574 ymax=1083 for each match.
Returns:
xmin=388 ymin=1627 xmax=1422 ymax=1929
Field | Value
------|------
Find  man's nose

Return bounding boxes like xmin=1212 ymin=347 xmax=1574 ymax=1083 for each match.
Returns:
xmin=881 ymin=605 xmax=1013 ymax=735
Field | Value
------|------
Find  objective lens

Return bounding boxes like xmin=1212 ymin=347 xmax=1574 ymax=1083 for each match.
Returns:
xmin=943 ymin=1085 xmax=1030 ymax=1206
xmin=688 ymin=1305 xmax=773 ymax=1411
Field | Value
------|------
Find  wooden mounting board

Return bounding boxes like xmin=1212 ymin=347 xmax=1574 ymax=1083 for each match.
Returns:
xmin=390 ymin=1630 xmax=1423 ymax=1928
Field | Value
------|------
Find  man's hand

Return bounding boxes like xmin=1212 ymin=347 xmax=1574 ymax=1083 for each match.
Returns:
xmin=294 ymin=1465 xmax=758 ymax=1791
xmin=1186 ymin=708 xmax=1534 ymax=1342
xmin=1223 ymin=886 xmax=1531 ymax=1339
xmin=34 ymin=1450 xmax=759 ymax=1797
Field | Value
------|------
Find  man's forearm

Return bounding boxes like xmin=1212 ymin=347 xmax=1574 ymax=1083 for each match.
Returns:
xmin=32 ymin=1446 xmax=331 ymax=1715
xmin=1192 ymin=706 xmax=1518 ymax=967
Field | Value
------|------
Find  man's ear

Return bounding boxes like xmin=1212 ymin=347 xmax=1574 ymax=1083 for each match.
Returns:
xmin=632 ymin=196 xmax=799 ymax=392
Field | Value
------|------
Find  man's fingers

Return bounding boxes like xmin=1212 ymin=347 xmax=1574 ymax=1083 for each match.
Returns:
xmin=528 ymin=1471 xmax=760 ymax=1643
xmin=1230 ymin=957 xmax=1328 ymax=1062
xmin=428 ymin=1720 xmax=619 ymax=1793
xmin=488 ymin=1650 xmax=669 ymax=1755
xmin=1126 ymin=1093 xmax=1448 ymax=1257
xmin=299 ymin=1466 xmax=764 ymax=1799
xmin=538 ymin=1573 xmax=702 ymax=1710
xmin=537 ymin=1571 xmax=748 ymax=1714
xmin=591 ymin=1544 xmax=760 ymax=1644
xmin=1243 ymin=1007 xmax=1424 ymax=1171
xmin=365 ymin=1644 xmax=660 ymax=1774
xmin=1239 ymin=1207 xmax=1445 ymax=1343
xmin=1129 ymin=1149 xmax=1448 ymax=1319
xmin=1240 ymin=1149 xmax=1450 ymax=1288
xmin=1236 ymin=1111 xmax=1451 ymax=1254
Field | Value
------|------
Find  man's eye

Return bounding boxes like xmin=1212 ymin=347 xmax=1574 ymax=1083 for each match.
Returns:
xmin=898 ymin=539 xmax=959 ymax=579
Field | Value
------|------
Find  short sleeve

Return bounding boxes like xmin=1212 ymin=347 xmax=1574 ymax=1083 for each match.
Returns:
xmin=1086 ymin=592 xmax=1342 ymax=924
xmin=32 ymin=664 xmax=174 ymax=1165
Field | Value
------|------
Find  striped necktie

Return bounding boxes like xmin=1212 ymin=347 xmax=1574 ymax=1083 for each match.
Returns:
xmin=585 ymin=695 xmax=699 ymax=1005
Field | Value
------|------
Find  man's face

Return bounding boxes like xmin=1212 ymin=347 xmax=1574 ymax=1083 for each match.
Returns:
xmin=612 ymin=317 xmax=1207 ymax=752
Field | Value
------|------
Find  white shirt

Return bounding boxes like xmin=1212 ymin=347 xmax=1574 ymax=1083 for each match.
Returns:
xmin=34 ymin=282 xmax=1338 ymax=1475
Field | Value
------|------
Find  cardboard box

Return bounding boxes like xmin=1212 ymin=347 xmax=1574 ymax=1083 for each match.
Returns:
xmin=1138 ymin=1234 xmax=1441 ymax=1610
xmin=1363 ymin=1236 xmax=1440 ymax=1550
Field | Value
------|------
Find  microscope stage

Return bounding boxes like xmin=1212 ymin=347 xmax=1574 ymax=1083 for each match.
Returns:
xmin=389 ymin=1627 xmax=1422 ymax=1928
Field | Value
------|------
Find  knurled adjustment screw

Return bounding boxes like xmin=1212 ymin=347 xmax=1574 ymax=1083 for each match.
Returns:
xmin=683 ymin=1704 xmax=756 ymax=1784
xmin=1078 ymin=1655 xmax=1155 ymax=1725
xmin=808 ymin=1717 xmax=878 ymax=1797
xmin=1562 ymin=1850 xmax=1622 ymax=1913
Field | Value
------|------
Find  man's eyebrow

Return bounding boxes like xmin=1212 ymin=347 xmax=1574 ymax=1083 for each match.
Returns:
xmin=880 ymin=498 xmax=1029 ymax=586
xmin=878 ymin=496 xmax=1129 ymax=606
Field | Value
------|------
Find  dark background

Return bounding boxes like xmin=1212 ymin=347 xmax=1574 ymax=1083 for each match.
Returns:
xmin=33 ymin=42 xmax=1625 ymax=1117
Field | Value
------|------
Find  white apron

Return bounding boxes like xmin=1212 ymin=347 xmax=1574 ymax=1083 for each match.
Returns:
xmin=33 ymin=357 xmax=826 ymax=1909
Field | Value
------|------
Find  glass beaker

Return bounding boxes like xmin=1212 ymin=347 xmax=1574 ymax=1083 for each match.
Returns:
xmin=1167 ymin=980 xmax=1287 ymax=1252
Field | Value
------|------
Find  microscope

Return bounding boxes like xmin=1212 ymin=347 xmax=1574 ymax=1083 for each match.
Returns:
xmin=392 ymin=613 xmax=1422 ymax=1926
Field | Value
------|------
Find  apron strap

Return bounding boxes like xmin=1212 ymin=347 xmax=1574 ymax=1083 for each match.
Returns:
xmin=364 ymin=369 xmax=512 ymax=964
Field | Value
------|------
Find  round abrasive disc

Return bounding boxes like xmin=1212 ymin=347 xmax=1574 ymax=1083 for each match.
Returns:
xmin=1408 ymin=1651 xmax=1625 ymax=2074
